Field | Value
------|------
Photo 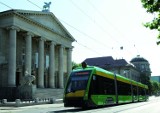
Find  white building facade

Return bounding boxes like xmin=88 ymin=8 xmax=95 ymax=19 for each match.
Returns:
xmin=0 ymin=9 xmax=75 ymax=88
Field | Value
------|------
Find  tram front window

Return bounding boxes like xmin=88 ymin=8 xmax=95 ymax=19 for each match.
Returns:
xmin=66 ymin=71 xmax=91 ymax=93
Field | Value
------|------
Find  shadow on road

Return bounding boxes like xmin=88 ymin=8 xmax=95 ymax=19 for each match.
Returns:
xmin=47 ymin=105 xmax=114 ymax=113
xmin=47 ymin=107 xmax=105 ymax=113
xmin=48 ymin=107 xmax=95 ymax=113
xmin=47 ymin=102 xmax=146 ymax=113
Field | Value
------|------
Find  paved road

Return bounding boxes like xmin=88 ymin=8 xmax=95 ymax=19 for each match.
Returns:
xmin=0 ymin=96 xmax=160 ymax=113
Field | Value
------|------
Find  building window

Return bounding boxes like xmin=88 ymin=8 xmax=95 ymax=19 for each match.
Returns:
xmin=35 ymin=53 xmax=38 ymax=68
xmin=46 ymin=55 xmax=49 ymax=69
xmin=141 ymin=64 xmax=144 ymax=70
xmin=21 ymin=47 xmax=25 ymax=65
xmin=123 ymin=70 xmax=127 ymax=77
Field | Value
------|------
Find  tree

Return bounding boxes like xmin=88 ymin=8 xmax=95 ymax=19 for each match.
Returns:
xmin=150 ymin=80 xmax=160 ymax=95
xmin=72 ymin=61 xmax=81 ymax=70
xmin=148 ymin=80 xmax=153 ymax=95
xmin=141 ymin=0 xmax=160 ymax=44
xmin=153 ymin=81 xmax=160 ymax=95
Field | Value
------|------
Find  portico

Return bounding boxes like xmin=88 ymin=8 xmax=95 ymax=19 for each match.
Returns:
xmin=0 ymin=9 xmax=75 ymax=89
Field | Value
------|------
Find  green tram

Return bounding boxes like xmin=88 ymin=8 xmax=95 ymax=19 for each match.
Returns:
xmin=63 ymin=63 xmax=148 ymax=108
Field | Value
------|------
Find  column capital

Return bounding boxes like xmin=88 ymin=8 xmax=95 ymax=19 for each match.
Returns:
xmin=48 ymin=40 xmax=57 ymax=46
xmin=51 ymin=41 xmax=57 ymax=45
xmin=66 ymin=46 xmax=74 ymax=51
xmin=26 ymin=32 xmax=34 ymax=37
xmin=57 ymin=44 xmax=65 ymax=48
xmin=7 ymin=25 xmax=20 ymax=32
xmin=39 ymin=37 xmax=46 ymax=41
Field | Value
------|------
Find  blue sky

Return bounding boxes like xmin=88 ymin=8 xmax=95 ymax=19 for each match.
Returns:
xmin=0 ymin=0 xmax=160 ymax=76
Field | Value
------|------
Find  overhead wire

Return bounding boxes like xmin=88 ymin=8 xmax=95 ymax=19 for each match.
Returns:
xmin=69 ymin=0 xmax=121 ymax=45
xmin=60 ymin=19 xmax=120 ymax=56
xmin=68 ymin=0 xmax=126 ymax=58
xmin=86 ymin=0 xmax=139 ymax=57
xmin=60 ymin=19 xmax=112 ymax=49
xmin=87 ymin=0 xmax=133 ymax=44
xmin=26 ymin=0 xmax=42 ymax=10
xmin=76 ymin=41 xmax=103 ymax=56
xmin=0 ymin=1 xmax=13 ymax=9
xmin=69 ymin=0 xmax=135 ymax=59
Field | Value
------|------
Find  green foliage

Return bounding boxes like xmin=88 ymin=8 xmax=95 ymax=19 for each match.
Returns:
xmin=150 ymin=80 xmax=160 ymax=95
xmin=141 ymin=0 xmax=160 ymax=13
xmin=147 ymin=80 xmax=152 ymax=95
xmin=72 ymin=61 xmax=81 ymax=69
xmin=141 ymin=0 xmax=160 ymax=43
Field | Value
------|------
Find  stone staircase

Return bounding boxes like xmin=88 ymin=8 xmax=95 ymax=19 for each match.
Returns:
xmin=34 ymin=88 xmax=64 ymax=99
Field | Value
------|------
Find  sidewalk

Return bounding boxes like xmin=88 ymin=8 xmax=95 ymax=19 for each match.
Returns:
xmin=0 ymin=98 xmax=63 ymax=107
xmin=0 ymin=103 xmax=64 ymax=113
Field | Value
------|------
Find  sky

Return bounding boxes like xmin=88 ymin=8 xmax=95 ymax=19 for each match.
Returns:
xmin=0 ymin=0 xmax=160 ymax=76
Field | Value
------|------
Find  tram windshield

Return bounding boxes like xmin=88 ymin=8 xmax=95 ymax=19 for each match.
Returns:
xmin=66 ymin=70 xmax=91 ymax=93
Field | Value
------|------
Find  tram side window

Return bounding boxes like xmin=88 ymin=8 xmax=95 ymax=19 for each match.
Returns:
xmin=104 ymin=77 xmax=115 ymax=95
xmin=117 ymin=81 xmax=131 ymax=95
xmin=90 ymin=75 xmax=115 ymax=95
xmin=90 ymin=75 xmax=99 ymax=94
xmin=138 ymin=87 xmax=145 ymax=96
xmin=133 ymin=85 xmax=137 ymax=96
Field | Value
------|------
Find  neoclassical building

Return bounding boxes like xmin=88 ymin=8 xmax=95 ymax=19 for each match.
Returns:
xmin=84 ymin=55 xmax=151 ymax=83
xmin=84 ymin=56 xmax=141 ymax=82
xmin=0 ymin=9 xmax=75 ymax=89
xmin=130 ymin=55 xmax=151 ymax=84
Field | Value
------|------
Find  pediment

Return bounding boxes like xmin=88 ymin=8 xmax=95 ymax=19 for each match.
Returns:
xmin=15 ymin=10 xmax=74 ymax=41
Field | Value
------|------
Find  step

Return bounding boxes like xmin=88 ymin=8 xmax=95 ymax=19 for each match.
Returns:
xmin=34 ymin=88 xmax=64 ymax=99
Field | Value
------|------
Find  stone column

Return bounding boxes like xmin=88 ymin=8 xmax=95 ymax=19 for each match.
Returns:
xmin=25 ymin=32 xmax=33 ymax=75
xmin=7 ymin=26 xmax=19 ymax=87
xmin=66 ymin=47 xmax=73 ymax=76
xmin=49 ymin=41 xmax=56 ymax=88
xmin=38 ymin=38 xmax=44 ymax=88
xmin=58 ymin=45 xmax=64 ymax=88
